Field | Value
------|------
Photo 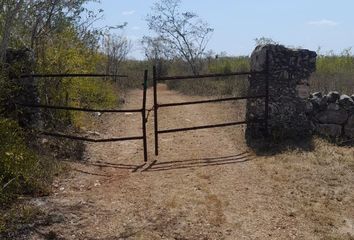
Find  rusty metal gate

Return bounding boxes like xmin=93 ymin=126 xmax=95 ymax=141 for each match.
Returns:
xmin=13 ymin=54 xmax=270 ymax=162
xmin=152 ymin=54 xmax=270 ymax=156
xmin=16 ymin=71 xmax=149 ymax=162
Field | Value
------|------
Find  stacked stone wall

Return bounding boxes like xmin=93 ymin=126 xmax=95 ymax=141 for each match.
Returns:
xmin=308 ymin=91 xmax=354 ymax=139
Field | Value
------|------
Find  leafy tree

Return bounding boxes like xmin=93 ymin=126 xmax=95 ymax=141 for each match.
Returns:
xmin=146 ymin=0 xmax=213 ymax=75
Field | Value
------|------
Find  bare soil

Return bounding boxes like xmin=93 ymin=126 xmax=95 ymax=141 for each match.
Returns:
xmin=27 ymin=85 xmax=354 ymax=240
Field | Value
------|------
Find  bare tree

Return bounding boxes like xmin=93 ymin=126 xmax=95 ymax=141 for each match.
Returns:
xmin=23 ymin=0 xmax=102 ymax=49
xmin=103 ymin=34 xmax=132 ymax=76
xmin=142 ymin=36 xmax=170 ymax=61
xmin=146 ymin=0 xmax=213 ymax=75
xmin=141 ymin=36 xmax=172 ymax=76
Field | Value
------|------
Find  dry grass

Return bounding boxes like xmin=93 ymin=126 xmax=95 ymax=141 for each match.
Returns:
xmin=311 ymin=54 xmax=354 ymax=94
xmin=0 ymin=204 xmax=44 ymax=240
xmin=255 ymin=138 xmax=354 ymax=239
xmin=162 ymin=54 xmax=354 ymax=96
xmin=15 ymin=86 xmax=353 ymax=240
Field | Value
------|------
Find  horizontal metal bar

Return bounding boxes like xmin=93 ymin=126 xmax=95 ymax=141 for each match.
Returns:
xmin=16 ymin=102 xmax=142 ymax=113
xmin=19 ymin=73 xmax=128 ymax=79
xmin=158 ymin=95 xmax=266 ymax=108
xmin=39 ymin=131 xmax=143 ymax=142
xmin=158 ymin=120 xmax=263 ymax=134
xmin=156 ymin=70 xmax=264 ymax=81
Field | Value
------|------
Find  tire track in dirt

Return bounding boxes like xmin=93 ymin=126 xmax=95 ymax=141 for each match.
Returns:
xmin=28 ymin=84 xmax=318 ymax=240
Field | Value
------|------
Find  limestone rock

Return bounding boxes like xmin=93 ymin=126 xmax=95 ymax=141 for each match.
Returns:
xmin=316 ymin=124 xmax=342 ymax=138
xmin=5 ymin=48 xmax=39 ymax=128
xmin=311 ymin=92 xmax=322 ymax=99
xmin=296 ymin=84 xmax=310 ymax=99
xmin=344 ymin=127 xmax=354 ymax=138
xmin=308 ymin=91 xmax=354 ymax=141
xmin=6 ymin=48 xmax=35 ymax=77
xmin=315 ymin=110 xmax=348 ymax=125
xmin=339 ymin=94 xmax=354 ymax=108
xmin=246 ymin=44 xmax=317 ymax=141
xmin=327 ymin=91 xmax=340 ymax=103
xmin=346 ymin=114 xmax=354 ymax=128
xmin=344 ymin=115 xmax=354 ymax=138
xmin=320 ymin=96 xmax=328 ymax=109
xmin=310 ymin=97 xmax=321 ymax=109
xmin=305 ymin=102 xmax=313 ymax=113
xmin=327 ymin=103 xmax=340 ymax=111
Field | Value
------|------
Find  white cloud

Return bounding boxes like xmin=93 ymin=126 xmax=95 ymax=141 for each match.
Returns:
xmin=132 ymin=26 xmax=141 ymax=31
xmin=307 ymin=19 xmax=339 ymax=27
xmin=122 ymin=10 xmax=136 ymax=16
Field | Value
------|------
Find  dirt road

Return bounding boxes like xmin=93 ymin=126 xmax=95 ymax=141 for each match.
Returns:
xmin=28 ymin=85 xmax=354 ymax=240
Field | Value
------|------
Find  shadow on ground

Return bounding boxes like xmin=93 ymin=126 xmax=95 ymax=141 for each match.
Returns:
xmin=142 ymin=151 xmax=253 ymax=172
xmin=247 ymin=135 xmax=315 ymax=156
xmin=64 ymin=152 xmax=254 ymax=174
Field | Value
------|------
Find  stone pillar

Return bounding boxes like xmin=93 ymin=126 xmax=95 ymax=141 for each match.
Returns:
xmin=5 ymin=48 xmax=40 ymax=128
xmin=246 ymin=44 xmax=317 ymax=143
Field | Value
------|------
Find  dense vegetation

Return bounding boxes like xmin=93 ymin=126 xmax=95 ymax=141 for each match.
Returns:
xmin=0 ymin=0 xmax=128 ymax=211
xmin=0 ymin=1 xmax=129 ymax=237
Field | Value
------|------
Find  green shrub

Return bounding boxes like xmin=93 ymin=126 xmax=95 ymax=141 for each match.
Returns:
xmin=45 ymin=77 xmax=119 ymax=128
xmin=0 ymin=70 xmax=15 ymax=115
xmin=0 ymin=118 xmax=44 ymax=205
xmin=32 ymin=26 xmax=120 ymax=128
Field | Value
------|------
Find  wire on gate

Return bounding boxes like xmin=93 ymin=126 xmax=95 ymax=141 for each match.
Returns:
xmin=145 ymin=106 xmax=155 ymax=123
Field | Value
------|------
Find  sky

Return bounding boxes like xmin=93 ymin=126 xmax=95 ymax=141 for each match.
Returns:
xmin=87 ymin=0 xmax=354 ymax=59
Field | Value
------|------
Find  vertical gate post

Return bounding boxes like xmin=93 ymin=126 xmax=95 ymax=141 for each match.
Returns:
xmin=153 ymin=66 xmax=159 ymax=156
xmin=5 ymin=48 xmax=40 ymax=127
xmin=264 ymin=50 xmax=270 ymax=137
xmin=142 ymin=70 xmax=148 ymax=162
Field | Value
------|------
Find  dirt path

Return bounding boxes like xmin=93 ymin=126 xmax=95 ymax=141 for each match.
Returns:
xmin=28 ymin=85 xmax=354 ymax=240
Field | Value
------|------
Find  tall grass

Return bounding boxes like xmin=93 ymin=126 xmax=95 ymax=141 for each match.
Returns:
xmin=163 ymin=51 xmax=354 ymax=96
xmin=165 ymin=57 xmax=250 ymax=97
xmin=311 ymin=53 xmax=354 ymax=94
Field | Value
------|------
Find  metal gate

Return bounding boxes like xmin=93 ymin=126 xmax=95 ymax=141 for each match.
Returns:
xmin=152 ymin=54 xmax=270 ymax=156
xmin=14 ymin=55 xmax=270 ymax=162
xmin=16 ymin=71 xmax=149 ymax=162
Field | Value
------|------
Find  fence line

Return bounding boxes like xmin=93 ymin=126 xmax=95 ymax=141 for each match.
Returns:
xmin=16 ymin=72 xmax=148 ymax=162
xmin=158 ymin=95 xmax=266 ymax=108
xmin=38 ymin=131 xmax=144 ymax=143
xmin=19 ymin=73 xmax=128 ymax=78
xmin=16 ymin=102 xmax=142 ymax=113
xmin=156 ymin=70 xmax=264 ymax=81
